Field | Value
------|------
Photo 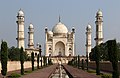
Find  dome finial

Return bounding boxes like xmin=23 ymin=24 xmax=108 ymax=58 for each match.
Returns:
xmin=19 ymin=8 xmax=22 ymax=11
xmin=98 ymin=9 xmax=101 ymax=11
xmin=59 ymin=15 xmax=61 ymax=22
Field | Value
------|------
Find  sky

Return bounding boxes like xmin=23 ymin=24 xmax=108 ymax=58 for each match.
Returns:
xmin=0 ymin=0 xmax=120 ymax=55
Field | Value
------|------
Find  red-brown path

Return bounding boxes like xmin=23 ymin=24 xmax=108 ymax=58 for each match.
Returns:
xmin=21 ymin=64 xmax=100 ymax=78
xmin=20 ymin=64 xmax=57 ymax=78
xmin=0 ymin=64 xmax=101 ymax=78
xmin=0 ymin=64 xmax=57 ymax=78
xmin=63 ymin=64 xmax=100 ymax=78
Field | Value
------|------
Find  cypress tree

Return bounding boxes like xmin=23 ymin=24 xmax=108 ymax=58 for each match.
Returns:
xmin=74 ymin=57 xmax=76 ymax=67
xmin=49 ymin=58 xmax=53 ymax=65
xmin=46 ymin=57 xmax=48 ymax=66
xmin=43 ymin=56 xmax=46 ymax=66
xmin=20 ymin=47 xmax=24 ymax=75
xmin=31 ymin=52 xmax=34 ymax=71
xmin=75 ymin=56 xmax=77 ymax=67
xmin=81 ymin=59 xmax=84 ymax=70
xmin=37 ymin=54 xmax=40 ymax=69
xmin=41 ymin=56 xmax=42 ymax=67
xmin=86 ymin=55 xmax=89 ymax=71
xmin=107 ymin=40 xmax=119 ymax=78
xmin=1 ymin=41 xmax=8 ymax=77
xmin=95 ymin=46 xmax=100 ymax=75
xmin=77 ymin=55 xmax=80 ymax=69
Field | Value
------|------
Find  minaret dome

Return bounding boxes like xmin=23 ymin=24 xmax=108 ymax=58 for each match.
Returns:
xmin=18 ymin=9 xmax=24 ymax=16
xmin=96 ymin=9 xmax=102 ymax=16
xmin=29 ymin=23 xmax=34 ymax=29
xmin=86 ymin=24 xmax=91 ymax=30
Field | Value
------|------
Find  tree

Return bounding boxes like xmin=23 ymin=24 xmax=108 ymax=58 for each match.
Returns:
xmin=8 ymin=46 xmax=20 ymax=61
xmin=31 ymin=52 xmax=34 ymax=71
xmin=49 ymin=58 xmax=53 ymax=65
xmin=81 ymin=59 xmax=84 ymax=70
xmin=20 ymin=47 xmax=24 ymax=75
xmin=48 ymin=57 xmax=50 ymax=65
xmin=43 ymin=56 xmax=46 ymax=66
xmin=8 ymin=46 xmax=30 ymax=61
xmin=74 ymin=56 xmax=77 ymax=67
xmin=89 ymin=49 xmax=95 ymax=61
xmin=41 ymin=56 xmax=42 ymax=67
xmin=94 ymin=45 xmax=100 ymax=75
xmin=89 ymin=43 xmax=108 ymax=61
xmin=37 ymin=54 xmax=40 ymax=69
xmin=68 ymin=59 xmax=74 ymax=66
xmin=107 ymin=40 xmax=119 ymax=78
xmin=117 ymin=43 xmax=120 ymax=61
xmin=77 ymin=55 xmax=80 ymax=69
xmin=1 ymin=41 xmax=8 ymax=77
xmin=86 ymin=56 xmax=88 ymax=70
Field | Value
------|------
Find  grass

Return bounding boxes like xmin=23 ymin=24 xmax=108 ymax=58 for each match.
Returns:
xmin=101 ymin=74 xmax=112 ymax=78
xmin=7 ymin=73 xmax=21 ymax=78
xmin=24 ymin=70 xmax=32 ymax=73
xmin=86 ymin=69 xmax=112 ymax=78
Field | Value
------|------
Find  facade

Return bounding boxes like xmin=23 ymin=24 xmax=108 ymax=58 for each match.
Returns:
xmin=45 ymin=19 xmax=75 ymax=63
xmin=95 ymin=9 xmax=103 ymax=45
xmin=86 ymin=24 xmax=92 ymax=60
xmin=45 ymin=21 xmax=75 ymax=56
xmin=16 ymin=9 xmax=104 ymax=63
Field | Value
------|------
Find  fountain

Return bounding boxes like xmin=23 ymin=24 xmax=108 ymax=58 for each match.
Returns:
xmin=50 ymin=61 xmax=69 ymax=78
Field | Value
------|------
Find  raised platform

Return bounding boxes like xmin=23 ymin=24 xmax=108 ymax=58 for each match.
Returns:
xmin=63 ymin=64 xmax=100 ymax=78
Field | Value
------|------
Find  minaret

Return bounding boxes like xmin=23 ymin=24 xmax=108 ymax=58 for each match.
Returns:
xmin=95 ymin=9 xmax=103 ymax=45
xmin=86 ymin=24 xmax=92 ymax=60
xmin=16 ymin=9 xmax=25 ymax=48
xmin=72 ymin=27 xmax=75 ymax=56
xmin=28 ymin=23 xmax=34 ymax=49
xmin=45 ymin=26 xmax=48 ymax=56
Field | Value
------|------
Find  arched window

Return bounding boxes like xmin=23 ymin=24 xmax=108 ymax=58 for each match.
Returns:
xmin=49 ymin=54 xmax=51 ymax=57
xmin=49 ymin=48 xmax=52 ymax=50
xmin=69 ymin=54 xmax=71 ymax=56
xmin=69 ymin=48 xmax=72 ymax=50
xmin=35 ymin=53 xmax=37 ymax=56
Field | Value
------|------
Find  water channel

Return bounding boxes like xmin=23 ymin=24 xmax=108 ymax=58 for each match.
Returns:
xmin=50 ymin=62 xmax=69 ymax=78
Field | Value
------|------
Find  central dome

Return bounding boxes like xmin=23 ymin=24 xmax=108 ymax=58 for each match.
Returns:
xmin=52 ymin=22 xmax=68 ymax=34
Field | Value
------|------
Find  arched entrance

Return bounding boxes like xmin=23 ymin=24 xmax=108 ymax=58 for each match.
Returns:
xmin=55 ymin=41 xmax=65 ymax=56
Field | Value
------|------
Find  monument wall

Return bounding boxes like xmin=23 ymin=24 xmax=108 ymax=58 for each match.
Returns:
xmin=0 ymin=61 xmax=39 ymax=73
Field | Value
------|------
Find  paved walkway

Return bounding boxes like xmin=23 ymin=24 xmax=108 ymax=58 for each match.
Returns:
xmin=0 ymin=64 xmax=101 ymax=78
xmin=63 ymin=64 xmax=100 ymax=78
xmin=20 ymin=64 xmax=57 ymax=78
